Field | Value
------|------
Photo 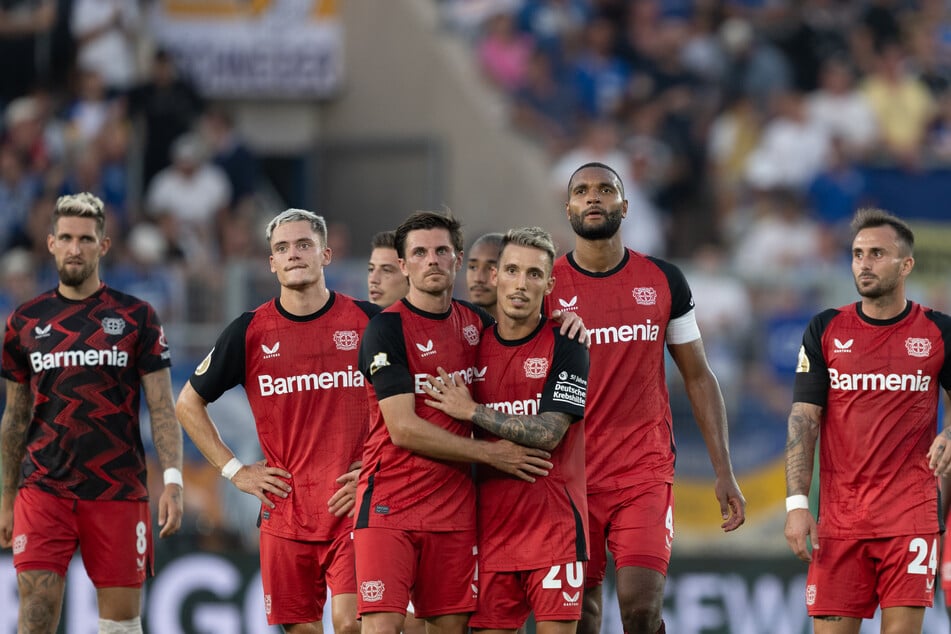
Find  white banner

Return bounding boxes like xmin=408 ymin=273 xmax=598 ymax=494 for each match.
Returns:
xmin=149 ymin=1 xmax=343 ymax=98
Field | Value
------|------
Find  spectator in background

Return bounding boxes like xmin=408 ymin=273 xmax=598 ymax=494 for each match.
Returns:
xmin=128 ymin=49 xmax=204 ymax=189
xmin=511 ymin=49 xmax=579 ymax=155
xmin=744 ymin=90 xmax=830 ymax=191
xmin=570 ymin=16 xmax=630 ymax=120
xmin=0 ymin=0 xmax=59 ymax=103
xmin=807 ymin=57 xmax=878 ymax=160
xmin=706 ymin=92 xmax=762 ymax=234
xmin=4 ymin=95 xmax=52 ymax=176
xmin=516 ymin=0 xmax=589 ymax=66
xmin=718 ymin=17 xmax=792 ymax=112
xmin=70 ymin=0 xmax=142 ymax=94
xmin=732 ymin=188 xmax=829 ymax=282
xmin=0 ymin=142 xmax=40 ymax=251
xmin=64 ymin=68 xmax=117 ymax=149
xmin=861 ymin=41 xmax=935 ymax=167
xmin=477 ymin=9 xmax=534 ymax=92
xmin=200 ymin=106 xmax=260 ymax=209
xmin=807 ymin=135 xmax=868 ymax=242
xmin=145 ymin=133 xmax=231 ymax=267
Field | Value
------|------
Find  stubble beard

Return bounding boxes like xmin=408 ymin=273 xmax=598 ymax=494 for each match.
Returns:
xmin=58 ymin=262 xmax=95 ymax=288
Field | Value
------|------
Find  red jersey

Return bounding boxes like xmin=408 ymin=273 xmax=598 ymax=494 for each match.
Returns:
xmin=188 ymin=293 xmax=379 ymax=541
xmin=474 ymin=320 xmax=589 ymax=572
xmin=356 ymin=298 xmax=493 ymax=531
xmin=1 ymin=285 xmax=171 ymax=501
xmin=546 ymin=250 xmax=695 ymax=492
xmin=793 ymin=301 xmax=951 ymax=539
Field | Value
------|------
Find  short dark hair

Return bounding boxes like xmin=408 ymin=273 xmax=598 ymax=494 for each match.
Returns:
xmin=394 ymin=211 xmax=463 ymax=259
xmin=53 ymin=192 xmax=106 ymax=238
xmin=851 ymin=207 xmax=914 ymax=255
xmin=470 ymin=232 xmax=504 ymax=255
xmin=567 ymin=162 xmax=625 ymax=198
xmin=371 ymin=230 xmax=397 ymax=250
xmin=501 ymin=226 xmax=556 ymax=272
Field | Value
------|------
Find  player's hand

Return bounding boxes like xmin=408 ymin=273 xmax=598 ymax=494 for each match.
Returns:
xmin=0 ymin=504 xmax=13 ymax=549
xmin=421 ymin=368 xmax=477 ymax=421
xmin=928 ymin=432 xmax=951 ymax=476
xmin=231 ymin=462 xmax=292 ymax=509
xmin=484 ymin=439 xmax=552 ymax=483
xmin=784 ymin=508 xmax=817 ymax=562
xmin=157 ymin=482 xmax=183 ymax=538
xmin=715 ymin=475 xmax=746 ymax=532
xmin=328 ymin=462 xmax=361 ymax=518
xmin=550 ymin=309 xmax=590 ymax=347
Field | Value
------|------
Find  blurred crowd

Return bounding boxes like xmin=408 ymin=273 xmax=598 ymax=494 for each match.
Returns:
xmin=444 ymin=0 xmax=951 ymax=258
xmin=0 ymin=0 xmax=269 ymax=334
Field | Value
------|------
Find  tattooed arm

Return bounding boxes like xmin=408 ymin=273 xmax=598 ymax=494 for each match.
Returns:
xmin=784 ymin=401 xmax=822 ymax=562
xmin=142 ymin=368 xmax=184 ymax=538
xmin=421 ymin=367 xmax=573 ymax=451
xmin=470 ymin=406 xmax=572 ymax=452
xmin=0 ymin=380 xmax=32 ymax=548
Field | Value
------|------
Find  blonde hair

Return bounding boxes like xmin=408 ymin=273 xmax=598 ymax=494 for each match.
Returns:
xmin=53 ymin=192 xmax=106 ymax=237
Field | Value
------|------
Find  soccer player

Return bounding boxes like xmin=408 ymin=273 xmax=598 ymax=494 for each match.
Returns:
xmin=0 ymin=192 xmax=184 ymax=634
xmin=785 ymin=207 xmax=951 ymax=633
xmin=549 ymin=162 xmax=746 ymax=634
xmin=175 ymin=209 xmax=375 ymax=633
xmin=466 ymin=232 xmax=504 ymax=320
xmin=423 ymin=226 xmax=589 ymax=634
xmin=355 ymin=211 xmax=564 ymax=634
xmin=368 ymin=230 xmax=409 ymax=308
xmin=366 ymin=229 xmax=423 ymax=634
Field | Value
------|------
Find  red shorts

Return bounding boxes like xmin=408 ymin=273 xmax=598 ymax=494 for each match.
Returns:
xmin=259 ymin=528 xmax=356 ymax=625
xmin=586 ymin=481 xmax=673 ymax=586
xmin=806 ymin=534 xmax=938 ymax=618
xmin=12 ymin=487 xmax=152 ymax=587
xmin=354 ymin=527 xmax=477 ymax=619
xmin=468 ymin=561 xmax=586 ymax=629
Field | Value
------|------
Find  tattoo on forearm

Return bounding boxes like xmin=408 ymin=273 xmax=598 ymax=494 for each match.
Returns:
xmin=143 ymin=372 xmax=183 ymax=470
xmin=472 ymin=406 xmax=572 ymax=450
xmin=1 ymin=383 xmax=33 ymax=497
xmin=785 ymin=403 xmax=820 ymax=495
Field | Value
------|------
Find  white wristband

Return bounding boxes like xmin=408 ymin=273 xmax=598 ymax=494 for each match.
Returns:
xmin=221 ymin=457 xmax=244 ymax=481
xmin=786 ymin=494 xmax=810 ymax=512
xmin=163 ymin=468 xmax=183 ymax=488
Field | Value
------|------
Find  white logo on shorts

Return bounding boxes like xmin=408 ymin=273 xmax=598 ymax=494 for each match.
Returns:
xmin=361 ymin=580 xmax=385 ymax=602
xmin=806 ymin=584 xmax=817 ymax=606
xmin=12 ymin=534 xmax=26 ymax=555
xmin=264 ymin=594 xmax=272 ymax=615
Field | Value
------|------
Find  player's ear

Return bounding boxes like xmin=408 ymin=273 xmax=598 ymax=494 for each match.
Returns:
xmin=545 ymin=275 xmax=555 ymax=295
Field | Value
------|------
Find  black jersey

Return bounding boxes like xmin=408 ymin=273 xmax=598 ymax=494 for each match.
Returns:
xmin=2 ymin=285 xmax=171 ymax=501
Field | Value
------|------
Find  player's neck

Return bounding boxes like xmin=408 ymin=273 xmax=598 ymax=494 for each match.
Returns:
xmin=573 ymin=235 xmax=625 ymax=273
xmin=280 ymin=284 xmax=330 ymax=316
xmin=496 ymin=313 xmax=540 ymax=340
xmin=860 ymin=293 xmax=908 ymax=321
xmin=58 ymin=276 xmax=102 ymax=301
xmin=407 ymin=287 xmax=452 ymax=314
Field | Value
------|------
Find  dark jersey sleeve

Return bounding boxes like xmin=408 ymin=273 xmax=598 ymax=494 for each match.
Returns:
xmin=354 ymin=299 xmax=383 ymax=320
xmin=539 ymin=329 xmax=589 ymax=420
xmin=792 ymin=308 xmax=839 ymax=406
xmin=925 ymin=309 xmax=951 ymax=391
xmin=647 ymin=256 xmax=695 ymax=320
xmin=359 ymin=312 xmax=415 ymax=399
xmin=136 ymin=301 xmax=172 ymax=375
xmin=188 ymin=312 xmax=253 ymax=403
xmin=1 ymin=310 xmax=28 ymax=382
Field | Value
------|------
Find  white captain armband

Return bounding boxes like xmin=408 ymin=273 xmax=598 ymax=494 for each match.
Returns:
xmin=666 ymin=309 xmax=701 ymax=345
